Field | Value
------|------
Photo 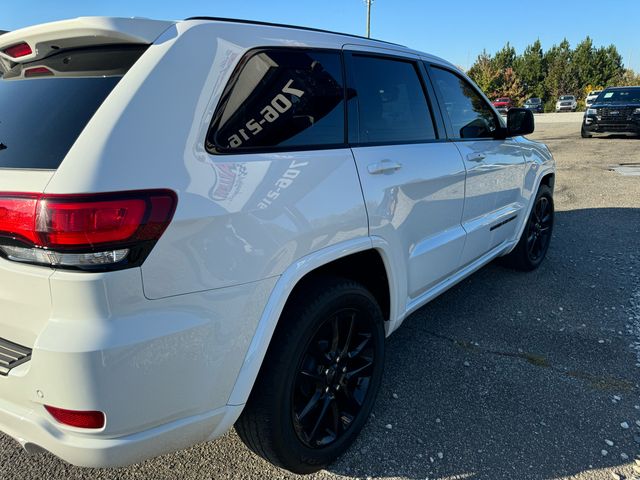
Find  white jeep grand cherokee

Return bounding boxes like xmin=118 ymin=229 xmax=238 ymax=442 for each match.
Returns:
xmin=0 ymin=16 xmax=555 ymax=474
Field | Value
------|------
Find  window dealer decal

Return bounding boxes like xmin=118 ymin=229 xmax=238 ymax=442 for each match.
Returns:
xmin=227 ymin=80 xmax=305 ymax=149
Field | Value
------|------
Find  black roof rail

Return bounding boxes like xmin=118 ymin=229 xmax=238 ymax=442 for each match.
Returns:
xmin=185 ymin=16 xmax=405 ymax=48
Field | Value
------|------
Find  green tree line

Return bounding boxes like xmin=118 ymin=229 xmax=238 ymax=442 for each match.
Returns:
xmin=467 ymin=38 xmax=640 ymax=112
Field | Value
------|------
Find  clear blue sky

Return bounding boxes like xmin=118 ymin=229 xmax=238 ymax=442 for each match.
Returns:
xmin=3 ymin=0 xmax=639 ymax=72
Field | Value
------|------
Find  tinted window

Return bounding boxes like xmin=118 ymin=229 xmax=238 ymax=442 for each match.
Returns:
xmin=429 ymin=67 xmax=498 ymax=139
xmin=209 ymin=49 xmax=345 ymax=152
xmin=0 ymin=46 xmax=146 ymax=169
xmin=350 ymin=55 xmax=436 ymax=144
xmin=597 ymin=88 xmax=640 ymax=104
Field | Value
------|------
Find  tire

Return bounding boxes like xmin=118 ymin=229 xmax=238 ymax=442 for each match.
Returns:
xmin=236 ymin=277 xmax=385 ymax=474
xmin=581 ymin=126 xmax=592 ymax=138
xmin=502 ymin=185 xmax=554 ymax=271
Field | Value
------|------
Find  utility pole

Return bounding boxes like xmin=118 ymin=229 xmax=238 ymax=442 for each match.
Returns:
xmin=364 ymin=0 xmax=374 ymax=38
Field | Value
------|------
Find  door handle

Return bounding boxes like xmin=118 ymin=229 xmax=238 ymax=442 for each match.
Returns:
xmin=467 ymin=152 xmax=486 ymax=162
xmin=367 ymin=159 xmax=403 ymax=174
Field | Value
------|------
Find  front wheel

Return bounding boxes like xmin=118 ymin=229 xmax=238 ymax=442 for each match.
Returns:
xmin=236 ymin=278 xmax=385 ymax=474
xmin=502 ymin=185 xmax=554 ymax=271
xmin=581 ymin=126 xmax=592 ymax=138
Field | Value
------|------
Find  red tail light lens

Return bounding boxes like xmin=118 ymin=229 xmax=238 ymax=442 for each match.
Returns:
xmin=39 ymin=197 xmax=148 ymax=248
xmin=3 ymin=42 xmax=32 ymax=58
xmin=24 ymin=66 xmax=53 ymax=78
xmin=0 ymin=190 xmax=177 ymax=270
xmin=0 ymin=195 xmax=39 ymax=244
xmin=45 ymin=405 xmax=105 ymax=429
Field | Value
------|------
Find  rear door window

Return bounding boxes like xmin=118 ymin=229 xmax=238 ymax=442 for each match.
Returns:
xmin=0 ymin=45 xmax=147 ymax=169
xmin=207 ymin=49 xmax=346 ymax=153
xmin=348 ymin=54 xmax=436 ymax=144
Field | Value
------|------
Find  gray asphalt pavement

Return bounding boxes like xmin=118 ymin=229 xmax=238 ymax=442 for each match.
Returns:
xmin=2 ymin=117 xmax=639 ymax=480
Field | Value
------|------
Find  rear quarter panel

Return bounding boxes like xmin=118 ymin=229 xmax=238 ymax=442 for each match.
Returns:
xmin=42 ymin=21 xmax=368 ymax=298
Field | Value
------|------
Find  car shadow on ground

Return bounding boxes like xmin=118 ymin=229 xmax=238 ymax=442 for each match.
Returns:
xmin=326 ymin=207 xmax=640 ymax=480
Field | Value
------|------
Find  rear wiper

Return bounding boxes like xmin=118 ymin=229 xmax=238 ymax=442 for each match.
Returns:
xmin=0 ymin=143 xmax=7 ymax=151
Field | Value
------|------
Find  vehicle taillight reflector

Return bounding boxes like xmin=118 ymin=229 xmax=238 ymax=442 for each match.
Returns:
xmin=24 ymin=66 xmax=53 ymax=78
xmin=45 ymin=405 xmax=105 ymax=429
xmin=3 ymin=42 xmax=32 ymax=58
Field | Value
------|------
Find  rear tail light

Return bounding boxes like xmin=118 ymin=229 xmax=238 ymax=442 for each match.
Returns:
xmin=45 ymin=405 xmax=105 ymax=429
xmin=3 ymin=42 xmax=32 ymax=59
xmin=0 ymin=190 xmax=177 ymax=271
xmin=24 ymin=66 xmax=53 ymax=78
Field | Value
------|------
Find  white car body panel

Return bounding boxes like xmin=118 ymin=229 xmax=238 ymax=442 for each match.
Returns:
xmin=350 ymin=142 xmax=467 ymax=300
xmin=454 ymin=139 xmax=526 ymax=266
xmin=0 ymin=17 xmax=556 ymax=467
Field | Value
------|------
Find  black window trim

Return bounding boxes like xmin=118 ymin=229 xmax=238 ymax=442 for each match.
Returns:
xmin=343 ymin=50 xmax=446 ymax=148
xmin=425 ymin=62 xmax=508 ymax=142
xmin=205 ymin=46 xmax=349 ymax=156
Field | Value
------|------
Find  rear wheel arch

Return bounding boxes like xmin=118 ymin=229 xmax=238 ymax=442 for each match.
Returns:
xmin=540 ymin=172 xmax=555 ymax=191
xmin=284 ymin=249 xmax=392 ymax=323
xmin=226 ymin=243 xmax=395 ymax=408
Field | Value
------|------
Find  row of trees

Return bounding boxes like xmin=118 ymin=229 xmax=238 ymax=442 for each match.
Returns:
xmin=467 ymin=38 xmax=640 ymax=112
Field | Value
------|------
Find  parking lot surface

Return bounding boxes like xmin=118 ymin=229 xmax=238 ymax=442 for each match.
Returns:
xmin=1 ymin=114 xmax=639 ymax=480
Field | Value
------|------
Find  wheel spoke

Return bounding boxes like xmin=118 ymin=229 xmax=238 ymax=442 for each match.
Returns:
xmin=328 ymin=316 xmax=340 ymax=360
xmin=348 ymin=333 xmax=372 ymax=359
xmin=345 ymin=360 xmax=373 ymax=380
xmin=299 ymin=369 xmax=324 ymax=382
xmin=339 ymin=313 xmax=356 ymax=358
xmin=330 ymin=399 xmax=340 ymax=436
xmin=537 ymin=197 xmax=548 ymax=219
xmin=528 ymin=236 xmax=538 ymax=255
xmin=297 ymin=390 xmax=322 ymax=422
xmin=308 ymin=394 xmax=333 ymax=442
xmin=533 ymin=203 xmax=542 ymax=222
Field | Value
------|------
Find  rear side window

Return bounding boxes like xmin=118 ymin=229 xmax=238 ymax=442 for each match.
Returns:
xmin=429 ymin=66 xmax=498 ymax=139
xmin=0 ymin=45 xmax=147 ymax=169
xmin=349 ymin=55 xmax=436 ymax=144
xmin=207 ymin=49 xmax=345 ymax=153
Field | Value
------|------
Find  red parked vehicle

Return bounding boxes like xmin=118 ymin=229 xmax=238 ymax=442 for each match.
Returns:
xmin=492 ymin=97 xmax=514 ymax=114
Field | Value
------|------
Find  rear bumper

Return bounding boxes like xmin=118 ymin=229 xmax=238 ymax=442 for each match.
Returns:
xmin=0 ymin=393 xmax=241 ymax=467
xmin=0 ymin=266 xmax=277 ymax=467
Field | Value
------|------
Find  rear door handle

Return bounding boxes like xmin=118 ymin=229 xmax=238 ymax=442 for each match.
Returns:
xmin=367 ymin=159 xmax=403 ymax=174
xmin=467 ymin=152 xmax=486 ymax=162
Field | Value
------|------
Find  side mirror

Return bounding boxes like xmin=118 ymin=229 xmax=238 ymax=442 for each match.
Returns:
xmin=507 ymin=108 xmax=535 ymax=136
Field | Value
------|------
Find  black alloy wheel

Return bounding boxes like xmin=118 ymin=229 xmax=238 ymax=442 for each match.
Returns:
xmin=501 ymin=184 xmax=554 ymax=271
xmin=525 ymin=194 xmax=553 ymax=263
xmin=292 ymin=307 xmax=376 ymax=448
xmin=236 ymin=278 xmax=385 ymax=474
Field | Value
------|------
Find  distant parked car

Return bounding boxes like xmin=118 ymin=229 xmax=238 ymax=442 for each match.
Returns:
xmin=585 ymin=90 xmax=602 ymax=108
xmin=582 ymin=86 xmax=640 ymax=138
xmin=492 ymin=97 xmax=514 ymax=114
xmin=524 ymin=97 xmax=544 ymax=113
xmin=556 ymin=95 xmax=577 ymax=112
